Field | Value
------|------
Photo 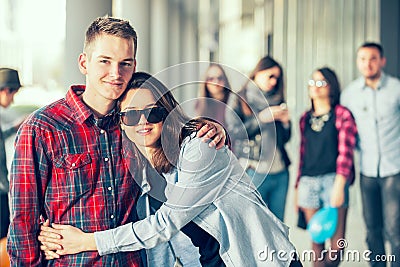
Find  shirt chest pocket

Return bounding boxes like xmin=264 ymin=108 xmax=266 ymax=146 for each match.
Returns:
xmin=376 ymin=96 xmax=398 ymax=121
xmin=52 ymin=153 xmax=94 ymax=197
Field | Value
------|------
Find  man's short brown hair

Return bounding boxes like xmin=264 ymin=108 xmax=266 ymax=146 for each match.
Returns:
xmin=84 ymin=16 xmax=138 ymax=59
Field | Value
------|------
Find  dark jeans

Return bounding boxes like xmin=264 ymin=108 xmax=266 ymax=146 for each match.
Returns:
xmin=0 ymin=193 xmax=10 ymax=239
xmin=360 ymin=173 xmax=400 ymax=267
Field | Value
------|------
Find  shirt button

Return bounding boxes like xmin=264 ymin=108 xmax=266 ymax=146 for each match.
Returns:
xmin=104 ymin=157 xmax=109 ymax=162
xmin=100 ymin=129 xmax=105 ymax=134
xmin=71 ymin=163 xmax=76 ymax=167
xmin=108 ymin=186 xmax=112 ymax=191
xmin=110 ymin=215 xmax=114 ymax=219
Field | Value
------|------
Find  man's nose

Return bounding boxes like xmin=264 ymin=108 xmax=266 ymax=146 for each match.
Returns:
xmin=109 ymin=64 xmax=122 ymax=78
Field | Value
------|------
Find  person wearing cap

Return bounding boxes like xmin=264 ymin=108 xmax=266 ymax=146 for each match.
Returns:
xmin=0 ymin=68 xmax=22 ymax=240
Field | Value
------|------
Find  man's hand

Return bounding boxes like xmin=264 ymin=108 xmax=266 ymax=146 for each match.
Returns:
xmin=196 ymin=120 xmax=227 ymax=149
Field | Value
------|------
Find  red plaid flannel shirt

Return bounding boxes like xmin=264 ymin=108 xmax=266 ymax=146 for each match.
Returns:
xmin=296 ymin=104 xmax=357 ymax=188
xmin=8 ymin=86 xmax=143 ymax=266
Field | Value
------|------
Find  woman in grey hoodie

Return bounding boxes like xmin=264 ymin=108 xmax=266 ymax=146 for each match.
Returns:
xmin=225 ymin=56 xmax=291 ymax=222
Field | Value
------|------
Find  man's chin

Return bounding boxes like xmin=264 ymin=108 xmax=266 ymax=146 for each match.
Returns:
xmin=364 ymin=72 xmax=380 ymax=80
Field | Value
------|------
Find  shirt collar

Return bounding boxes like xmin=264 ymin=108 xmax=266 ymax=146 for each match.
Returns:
xmin=361 ymin=71 xmax=387 ymax=91
xmin=92 ymin=108 xmax=119 ymax=129
xmin=66 ymin=85 xmax=119 ymax=128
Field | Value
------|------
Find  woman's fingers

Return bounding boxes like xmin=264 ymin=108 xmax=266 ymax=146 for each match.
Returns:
xmin=51 ymin=223 xmax=72 ymax=230
xmin=197 ymin=123 xmax=214 ymax=138
xmin=38 ymin=237 xmax=63 ymax=250
xmin=40 ymin=225 xmax=63 ymax=238
xmin=197 ymin=122 xmax=226 ymax=149
xmin=41 ymin=246 xmax=61 ymax=259
xmin=209 ymin=133 xmax=224 ymax=149
xmin=40 ymin=229 xmax=62 ymax=240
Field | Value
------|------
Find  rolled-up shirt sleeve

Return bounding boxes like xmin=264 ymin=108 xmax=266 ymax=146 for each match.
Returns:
xmin=336 ymin=107 xmax=357 ymax=180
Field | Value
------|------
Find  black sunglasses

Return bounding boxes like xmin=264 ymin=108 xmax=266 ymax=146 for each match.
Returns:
xmin=119 ymin=107 xmax=167 ymax=126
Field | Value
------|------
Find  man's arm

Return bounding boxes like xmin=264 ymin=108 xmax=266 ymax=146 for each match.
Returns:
xmin=8 ymin=122 xmax=46 ymax=266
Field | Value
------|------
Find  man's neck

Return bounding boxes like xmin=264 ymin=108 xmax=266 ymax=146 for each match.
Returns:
xmin=81 ymin=92 xmax=116 ymax=118
xmin=364 ymin=72 xmax=382 ymax=90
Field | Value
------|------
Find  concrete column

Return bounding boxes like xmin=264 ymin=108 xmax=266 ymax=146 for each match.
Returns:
xmin=168 ymin=1 xmax=182 ymax=67
xmin=64 ymin=0 xmax=112 ymax=88
xmin=176 ymin=1 xmax=200 ymax=111
xmin=181 ymin=1 xmax=199 ymax=63
xmin=113 ymin=0 xmax=151 ymax=72
xmin=150 ymin=0 xmax=169 ymax=74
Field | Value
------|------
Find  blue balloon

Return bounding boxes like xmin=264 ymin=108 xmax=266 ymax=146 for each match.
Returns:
xmin=307 ymin=207 xmax=338 ymax=244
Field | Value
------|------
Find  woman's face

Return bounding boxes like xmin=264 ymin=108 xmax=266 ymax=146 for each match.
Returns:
xmin=120 ymin=88 xmax=163 ymax=149
xmin=308 ymin=71 xmax=330 ymax=100
xmin=205 ymin=65 xmax=226 ymax=97
xmin=253 ymin=65 xmax=281 ymax=92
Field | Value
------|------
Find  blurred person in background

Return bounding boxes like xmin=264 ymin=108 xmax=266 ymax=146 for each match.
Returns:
xmin=225 ymin=55 xmax=291 ymax=222
xmin=0 ymin=68 xmax=22 ymax=240
xmin=296 ymin=67 xmax=357 ymax=267
xmin=195 ymin=63 xmax=231 ymax=127
xmin=341 ymin=42 xmax=400 ymax=267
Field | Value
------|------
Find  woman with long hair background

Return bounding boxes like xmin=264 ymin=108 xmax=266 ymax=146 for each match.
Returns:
xmin=195 ymin=63 xmax=232 ymax=127
xmin=225 ymin=55 xmax=291 ymax=222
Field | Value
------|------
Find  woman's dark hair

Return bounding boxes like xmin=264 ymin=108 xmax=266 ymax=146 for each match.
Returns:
xmin=311 ymin=67 xmax=341 ymax=110
xmin=120 ymin=72 xmax=204 ymax=173
xmin=243 ymin=55 xmax=285 ymax=101
xmin=196 ymin=63 xmax=232 ymax=119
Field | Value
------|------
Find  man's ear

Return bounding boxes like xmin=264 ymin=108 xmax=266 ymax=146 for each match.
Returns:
xmin=78 ymin=53 xmax=88 ymax=75
xmin=381 ymin=56 xmax=387 ymax=68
